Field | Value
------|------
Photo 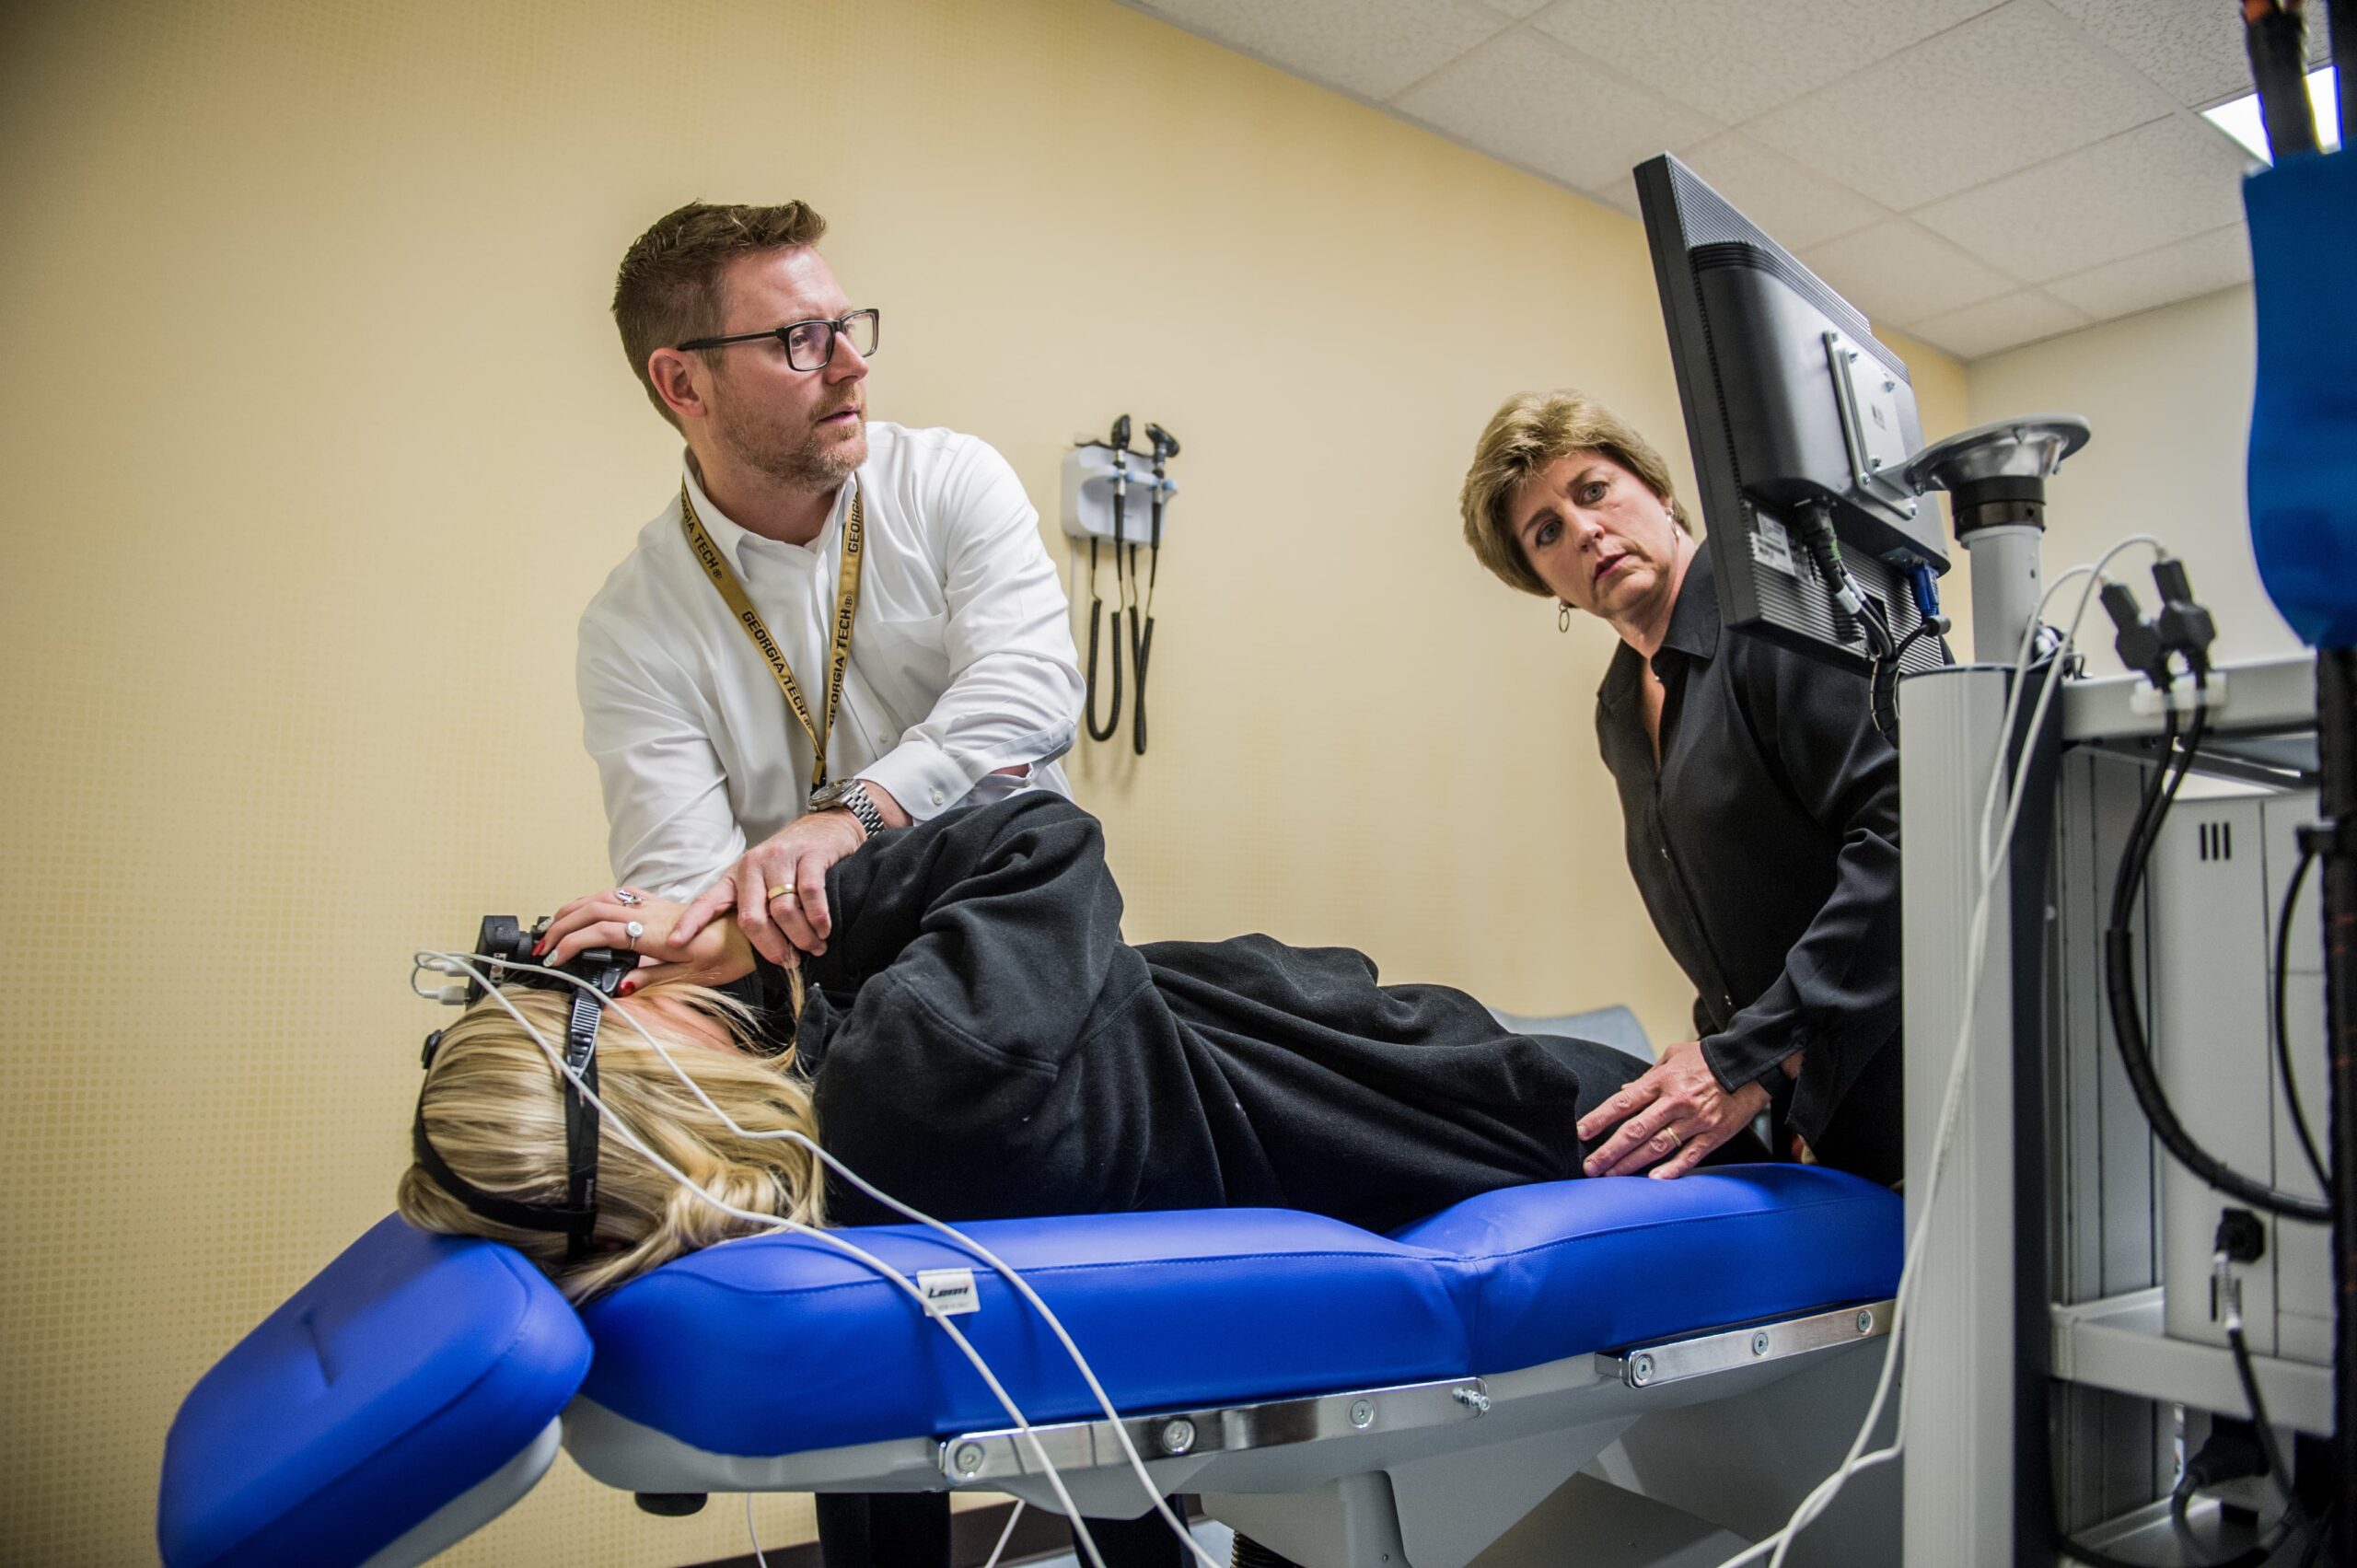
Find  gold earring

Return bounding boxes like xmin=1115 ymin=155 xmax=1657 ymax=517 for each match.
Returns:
xmin=1558 ymin=601 xmax=1573 ymax=633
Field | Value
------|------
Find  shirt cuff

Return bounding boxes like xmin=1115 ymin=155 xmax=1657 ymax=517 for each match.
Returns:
xmin=1701 ymin=1025 xmax=1799 ymax=1096
xmin=857 ymin=740 xmax=975 ymax=823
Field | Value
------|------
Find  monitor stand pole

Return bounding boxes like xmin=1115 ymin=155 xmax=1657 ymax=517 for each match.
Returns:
xmin=1903 ymin=415 xmax=2090 ymax=663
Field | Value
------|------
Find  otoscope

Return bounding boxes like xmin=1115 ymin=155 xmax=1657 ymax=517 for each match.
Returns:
xmin=1084 ymin=414 xmax=1132 ymax=744
xmin=1128 ymin=423 xmax=1179 ymax=756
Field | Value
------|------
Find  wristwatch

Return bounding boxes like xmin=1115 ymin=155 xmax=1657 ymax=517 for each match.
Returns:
xmin=809 ymin=778 xmax=888 ymax=840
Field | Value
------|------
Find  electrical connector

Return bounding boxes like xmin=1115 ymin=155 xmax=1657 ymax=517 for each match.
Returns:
xmin=2151 ymin=557 xmax=2216 ymax=683
xmin=2101 ymin=581 xmax=2170 ymax=689
xmin=1792 ymin=502 xmax=1892 ymax=656
xmin=1905 ymin=563 xmax=1951 ymax=636
xmin=2206 ymin=1202 xmax=2262 ymax=1330
xmin=2211 ymin=1207 xmax=2266 ymax=1328
xmin=2184 ymin=1416 xmax=2271 ymax=1491
xmin=2214 ymin=1207 xmax=2266 ymax=1265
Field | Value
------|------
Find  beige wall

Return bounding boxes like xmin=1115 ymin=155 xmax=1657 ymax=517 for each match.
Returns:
xmin=1965 ymin=285 xmax=2290 ymax=672
xmin=0 ymin=2 xmax=1967 ymax=1562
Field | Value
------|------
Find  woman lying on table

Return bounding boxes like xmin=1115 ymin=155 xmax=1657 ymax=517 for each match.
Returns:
xmin=399 ymin=793 xmax=1759 ymax=1292
xmin=400 ymin=792 xmax=1757 ymax=1568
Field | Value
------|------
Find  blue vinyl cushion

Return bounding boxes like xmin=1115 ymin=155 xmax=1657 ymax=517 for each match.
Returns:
xmin=1390 ymin=1167 xmax=1899 ymax=1375
xmin=157 ymin=1216 xmax=592 ymax=1568
xmin=578 ymin=1206 xmax=1472 ymax=1458
xmin=159 ymin=1169 xmax=1900 ymax=1560
xmin=578 ymin=1167 xmax=1898 ymax=1459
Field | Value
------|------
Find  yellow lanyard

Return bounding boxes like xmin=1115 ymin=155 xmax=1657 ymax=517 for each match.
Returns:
xmin=680 ymin=482 xmax=866 ymax=801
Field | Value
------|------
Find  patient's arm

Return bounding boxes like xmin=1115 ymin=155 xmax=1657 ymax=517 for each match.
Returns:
xmin=539 ymin=889 xmax=756 ymax=993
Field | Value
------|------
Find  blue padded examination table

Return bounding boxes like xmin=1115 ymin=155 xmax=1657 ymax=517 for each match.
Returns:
xmin=160 ymin=1166 xmax=1900 ymax=1568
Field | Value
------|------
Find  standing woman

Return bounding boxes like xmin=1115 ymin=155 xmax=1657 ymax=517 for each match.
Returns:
xmin=1458 ymin=391 xmax=1904 ymax=1187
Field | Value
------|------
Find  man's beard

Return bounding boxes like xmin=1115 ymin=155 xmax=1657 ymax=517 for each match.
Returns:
xmin=714 ymin=399 xmax=866 ymax=494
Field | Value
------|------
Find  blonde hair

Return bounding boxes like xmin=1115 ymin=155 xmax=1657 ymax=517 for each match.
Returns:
xmin=1457 ymin=390 xmax=1692 ymax=598
xmin=398 ymin=984 xmax=823 ymax=1302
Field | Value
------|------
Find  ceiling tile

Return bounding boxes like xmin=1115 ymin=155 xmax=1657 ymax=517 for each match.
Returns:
xmin=1392 ymin=29 xmax=1721 ymax=192
xmin=1527 ymin=0 xmax=1999 ymax=122
xmin=1585 ymin=171 xmax=1644 ymax=217
xmin=1909 ymin=289 xmax=2091 ymax=358
xmin=1799 ymin=218 xmax=2015 ymax=327
xmin=1913 ymin=114 xmax=2253 ymax=282
xmin=1671 ymin=133 xmax=1891 ymax=250
xmin=1747 ymin=0 xmax=2178 ymax=209
xmin=1120 ymin=0 xmax=1512 ymax=102
xmin=2044 ymin=224 xmax=2253 ymax=318
xmin=2049 ymin=0 xmax=2332 ymax=109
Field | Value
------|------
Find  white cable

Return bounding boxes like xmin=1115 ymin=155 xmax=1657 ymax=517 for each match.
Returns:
xmin=451 ymin=575 xmax=2168 ymax=1568
xmin=416 ymin=952 xmax=1117 ymax=1568
xmin=481 ymin=956 xmax=1225 ymax=1568
xmin=744 ymin=1493 xmax=770 ymax=1568
xmin=1712 ymin=534 xmax=2169 ymax=1568
xmin=982 ymin=1498 xmax=1028 ymax=1568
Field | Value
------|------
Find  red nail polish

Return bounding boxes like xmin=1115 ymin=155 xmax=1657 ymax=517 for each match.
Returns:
xmin=619 ymin=979 xmax=636 ymax=996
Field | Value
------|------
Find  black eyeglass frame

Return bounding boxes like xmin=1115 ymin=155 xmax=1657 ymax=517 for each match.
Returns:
xmin=675 ymin=308 xmax=881 ymax=371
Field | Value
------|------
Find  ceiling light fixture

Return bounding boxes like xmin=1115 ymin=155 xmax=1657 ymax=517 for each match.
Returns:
xmin=2201 ymin=65 xmax=2341 ymax=162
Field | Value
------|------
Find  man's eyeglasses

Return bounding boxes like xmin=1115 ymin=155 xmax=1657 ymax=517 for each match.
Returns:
xmin=677 ymin=308 xmax=880 ymax=372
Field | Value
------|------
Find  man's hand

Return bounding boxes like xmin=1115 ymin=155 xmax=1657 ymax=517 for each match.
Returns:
xmin=536 ymin=888 xmax=756 ymax=993
xmin=672 ymin=783 xmax=899 ymax=964
xmin=1575 ymin=1038 xmax=1771 ymax=1179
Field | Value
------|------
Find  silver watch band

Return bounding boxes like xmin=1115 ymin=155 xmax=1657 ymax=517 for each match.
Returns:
xmin=834 ymin=781 xmax=888 ymax=838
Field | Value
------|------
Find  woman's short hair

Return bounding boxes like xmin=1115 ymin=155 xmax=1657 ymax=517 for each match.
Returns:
xmin=1457 ymin=390 xmax=1692 ymax=598
xmin=398 ymin=985 xmax=822 ymax=1301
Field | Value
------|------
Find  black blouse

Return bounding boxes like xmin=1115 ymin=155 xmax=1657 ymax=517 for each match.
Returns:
xmin=1594 ymin=548 xmax=1904 ymax=1164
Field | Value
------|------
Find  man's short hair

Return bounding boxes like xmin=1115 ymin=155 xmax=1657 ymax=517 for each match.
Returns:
xmin=612 ymin=201 xmax=829 ymax=428
xmin=1457 ymin=390 xmax=1693 ymax=598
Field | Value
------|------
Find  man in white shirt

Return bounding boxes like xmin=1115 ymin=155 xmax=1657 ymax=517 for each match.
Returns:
xmin=579 ymin=200 xmax=1082 ymax=969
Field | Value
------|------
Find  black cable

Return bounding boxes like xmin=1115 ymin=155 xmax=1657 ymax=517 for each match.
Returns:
xmin=1127 ymin=599 xmax=1152 ymax=757
xmin=1869 ymin=613 xmax=1936 ymax=742
xmin=2059 ymin=1326 xmax=2320 ymax=1568
xmin=2104 ymin=698 xmax=2335 ymax=1225
xmin=2061 ymin=1345 xmax=2299 ymax=1568
xmin=2226 ymin=1318 xmax=2303 ymax=1527
xmin=2178 ymin=1417 xmax=2270 ymax=1531
xmin=1085 ymin=425 xmax=1134 ymax=747
xmin=1126 ymin=429 xmax=1175 ymax=759
xmin=2115 ymin=710 xmax=2184 ymax=935
xmin=2273 ymin=844 xmax=2330 ymax=1190
xmin=1129 ymin=546 xmax=1155 ymax=755
xmin=1082 ymin=544 xmax=1122 ymax=744
xmin=1792 ymin=502 xmax=1893 ymax=660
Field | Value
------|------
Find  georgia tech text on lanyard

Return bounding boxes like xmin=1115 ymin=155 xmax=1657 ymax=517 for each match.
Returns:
xmin=680 ymin=483 xmax=865 ymax=807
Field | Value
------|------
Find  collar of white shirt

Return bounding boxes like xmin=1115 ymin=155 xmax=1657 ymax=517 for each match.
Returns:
xmin=681 ymin=456 xmax=858 ymax=574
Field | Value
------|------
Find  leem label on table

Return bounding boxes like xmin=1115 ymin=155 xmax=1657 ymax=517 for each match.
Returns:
xmin=917 ymin=1268 xmax=980 ymax=1315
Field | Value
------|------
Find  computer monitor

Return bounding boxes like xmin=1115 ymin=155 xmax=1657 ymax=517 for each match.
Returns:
xmin=1635 ymin=153 xmax=1950 ymax=674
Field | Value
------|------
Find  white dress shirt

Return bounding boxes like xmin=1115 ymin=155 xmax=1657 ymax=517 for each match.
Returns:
xmin=578 ymin=422 xmax=1082 ymax=899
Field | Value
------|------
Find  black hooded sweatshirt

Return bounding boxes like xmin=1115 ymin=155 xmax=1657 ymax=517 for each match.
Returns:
xmin=753 ymin=794 xmax=1645 ymax=1232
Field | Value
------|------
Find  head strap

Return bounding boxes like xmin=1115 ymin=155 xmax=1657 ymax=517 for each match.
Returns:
xmin=414 ymin=981 xmax=610 ymax=1261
